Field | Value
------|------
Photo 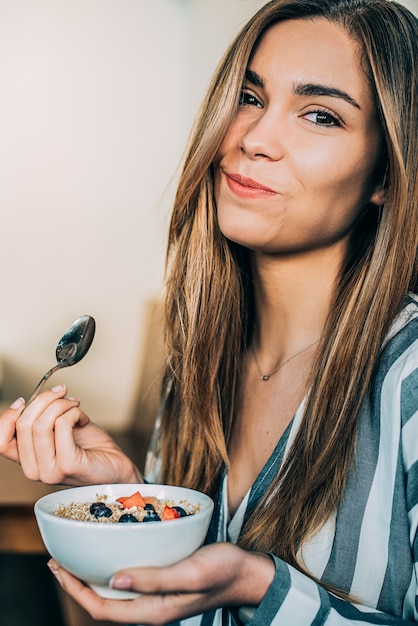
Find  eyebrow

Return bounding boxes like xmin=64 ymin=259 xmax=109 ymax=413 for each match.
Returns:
xmin=245 ymin=69 xmax=361 ymax=110
xmin=294 ymin=82 xmax=361 ymax=109
xmin=246 ymin=69 xmax=264 ymax=88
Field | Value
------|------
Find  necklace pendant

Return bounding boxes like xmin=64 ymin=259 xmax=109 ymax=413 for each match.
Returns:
xmin=252 ymin=337 xmax=319 ymax=382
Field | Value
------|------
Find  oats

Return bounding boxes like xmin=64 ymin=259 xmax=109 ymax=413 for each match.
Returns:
xmin=53 ymin=493 xmax=199 ymax=523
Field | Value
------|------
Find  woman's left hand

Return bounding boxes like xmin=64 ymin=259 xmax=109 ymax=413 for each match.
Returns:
xmin=48 ymin=542 xmax=275 ymax=625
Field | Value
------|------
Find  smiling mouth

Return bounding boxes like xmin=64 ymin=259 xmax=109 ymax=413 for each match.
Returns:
xmin=225 ymin=172 xmax=278 ymax=198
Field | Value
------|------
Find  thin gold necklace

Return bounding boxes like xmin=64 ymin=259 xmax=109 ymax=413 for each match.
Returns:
xmin=251 ymin=339 xmax=319 ymax=381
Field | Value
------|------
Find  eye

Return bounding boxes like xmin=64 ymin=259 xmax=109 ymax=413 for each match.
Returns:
xmin=239 ymin=90 xmax=263 ymax=109
xmin=304 ymin=109 xmax=342 ymax=127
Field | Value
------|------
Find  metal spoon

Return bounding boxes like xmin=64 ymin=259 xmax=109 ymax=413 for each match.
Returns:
xmin=27 ymin=315 xmax=96 ymax=404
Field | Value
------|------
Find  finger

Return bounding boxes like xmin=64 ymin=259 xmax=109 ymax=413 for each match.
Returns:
xmin=54 ymin=407 xmax=90 ymax=458
xmin=112 ymin=558 xmax=206 ymax=596
xmin=111 ymin=544 xmax=257 ymax=607
xmin=27 ymin=403 xmax=81 ymax=482
xmin=111 ymin=544 xmax=239 ymax=596
xmin=16 ymin=385 xmax=68 ymax=437
xmin=31 ymin=405 xmax=83 ymax=482
xmin=48 ymin=560 xmax=203 ymax=625
xmin=16 ymin=386 xmax=79 ymax=480
xmin=17 ymin=394 xmax=76 ymax=479
xmin=47 ymin=561 xmax=126 ymax=623
xmin=0 ymin=397 xmax=26 ymax=461
xmin=47 ymin=560 xmax=152 ymax=624
xmin=41 ymin=406 xmax=89 ymax=481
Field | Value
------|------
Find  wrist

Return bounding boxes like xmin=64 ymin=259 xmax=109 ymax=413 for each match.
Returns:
xmin=245 ymin=552 xmax=276 ymax=604
xmin=131 ymin=464 xmax=143 ymax=483
xmin=233 ymin=549 xmax=275 ymax=607
xmin=229 ymin=551 xmax=275 ymax=625
xmin=125 ymin=462 xmax=143 ymax=484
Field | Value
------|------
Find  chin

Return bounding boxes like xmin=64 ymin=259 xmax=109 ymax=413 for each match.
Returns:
xmin=218 ymin=216 xmax=260 ymax=247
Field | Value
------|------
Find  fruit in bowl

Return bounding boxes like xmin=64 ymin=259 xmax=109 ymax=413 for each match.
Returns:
xmin=34 ymin=483 xmax=214 ymax=599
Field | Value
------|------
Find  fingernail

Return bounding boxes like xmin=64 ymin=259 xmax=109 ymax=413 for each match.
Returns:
xmin=66 ymin=396 xmax=80 ymax=402
xmin=47 ymin=559 xmax=63 ymax=584
xmin=10 ymin=397 xmax=25 ymax=410
xmin=110 ymin=574 xmax=132 ymax=590
xmin=51 ymin=384 xmax=66 ymax=393
xmin=47 ymin=559 xmax=59 ymax=573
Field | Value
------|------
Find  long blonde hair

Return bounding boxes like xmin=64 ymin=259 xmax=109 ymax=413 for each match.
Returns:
xmin=158 ymin=0 xmax=418 ymax=570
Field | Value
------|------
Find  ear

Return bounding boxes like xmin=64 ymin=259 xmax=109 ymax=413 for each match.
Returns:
xmin=369 ymin=184 xmax=387 ymax=207
xmin=369 ymin=164 xmax=388 ymax=206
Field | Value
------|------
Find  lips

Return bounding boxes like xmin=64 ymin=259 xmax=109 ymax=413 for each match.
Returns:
xmin=226 ymin=172 xmax=276 ymax=193
xmin=223 ymin=171 xmax=278 ymax=199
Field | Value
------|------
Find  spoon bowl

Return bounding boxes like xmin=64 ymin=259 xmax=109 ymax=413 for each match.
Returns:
xmin=27 ymin=315 xmax=95 ymax=404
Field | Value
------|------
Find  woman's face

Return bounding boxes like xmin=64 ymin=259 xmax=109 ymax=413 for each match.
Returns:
xmin=214 ymin=18 xmax=385 ymax=256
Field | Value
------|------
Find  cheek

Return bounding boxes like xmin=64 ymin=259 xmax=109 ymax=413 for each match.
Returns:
xmin=305 ymin=147 xmax=376 ymax=208
xmin=214 ymin=174 xmax=221 ymax=212
xmin=217 ymin=115 xmax=248 ymax=158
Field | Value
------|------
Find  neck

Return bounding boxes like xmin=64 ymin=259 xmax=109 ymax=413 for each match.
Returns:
xmin=250 ymin=246 xmax=343 ymax=366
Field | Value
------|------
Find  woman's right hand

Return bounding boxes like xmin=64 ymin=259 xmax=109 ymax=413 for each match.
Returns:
xmin=0 ymin=384 xmax=142 ymax=486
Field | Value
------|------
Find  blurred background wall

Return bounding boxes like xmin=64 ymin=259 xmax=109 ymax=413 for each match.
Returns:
xmin=0 ymin=0 xmax=267 ymax=431
xmin=0 ymin=0 xmax=416 ymax=433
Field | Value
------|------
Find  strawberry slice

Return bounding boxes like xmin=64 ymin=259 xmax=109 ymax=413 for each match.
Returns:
xmin=161 ymin=506 xmax=181 ymax=520
xmin=116 ymin=491 xmax=146 ymax=509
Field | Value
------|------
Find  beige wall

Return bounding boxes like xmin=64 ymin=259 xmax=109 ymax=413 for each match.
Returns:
xmin=401 ymin=0 xmax=418 ymax=13
xmin=0 ymin=0 xmax=267 ymax=431
xmin=0 ymin=0 xmax=416 ymax=432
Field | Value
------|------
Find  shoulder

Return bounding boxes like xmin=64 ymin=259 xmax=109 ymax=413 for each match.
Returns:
xmin=373 ymin=294 xmax=418 ymax=424
xmin=379 ymin=293 xmax=418 ymax=371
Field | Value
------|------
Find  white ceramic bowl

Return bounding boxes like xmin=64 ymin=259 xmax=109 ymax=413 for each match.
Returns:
xmin=34 ymin=483 xmax=214 ymax=599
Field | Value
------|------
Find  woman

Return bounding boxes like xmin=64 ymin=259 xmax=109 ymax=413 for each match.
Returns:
xmin=0 ymin=0 xmax=417 ymax=624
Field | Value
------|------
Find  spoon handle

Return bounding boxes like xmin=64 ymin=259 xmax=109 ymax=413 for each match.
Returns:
xmin=26 ymin=363 xmax=64 ymax=405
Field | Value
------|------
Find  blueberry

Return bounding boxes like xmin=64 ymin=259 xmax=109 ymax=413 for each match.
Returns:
xmin=90 ymin=502 xmax=112 ymax=518
xmin=95 ymin=506 xmax=112 ymax=518
xmin=172 ymin=506 xmax=187 ymax=517
xmin=144 ymin=503 xmax=155 ymax=511
xmin=90 ymin=502 xmax=103 ymax=513
xmin=118 ymin=513 xmax=139 ymax=523
xmin=142 ymin=510 xmax=161 ymax=522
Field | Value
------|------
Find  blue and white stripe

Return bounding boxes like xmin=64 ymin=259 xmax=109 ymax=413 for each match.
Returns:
xmin=145 ymin=294 xmax=418 ymax=626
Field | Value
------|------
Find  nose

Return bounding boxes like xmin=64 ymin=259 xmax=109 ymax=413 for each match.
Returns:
xmin=240 ymin=109 xmax=286 ymax=161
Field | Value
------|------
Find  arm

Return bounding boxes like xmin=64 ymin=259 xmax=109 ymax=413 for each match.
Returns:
xmin=239 ymin=557 xmax=417 ymax=625
xmin=0 ymin=385 xmax=142 ymax=486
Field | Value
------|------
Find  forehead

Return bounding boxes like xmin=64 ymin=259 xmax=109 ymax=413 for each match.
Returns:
xmin=251 ymin=18 xmax=375 ymax=111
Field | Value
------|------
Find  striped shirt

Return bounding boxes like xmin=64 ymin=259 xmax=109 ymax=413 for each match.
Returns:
xmin=145 ymin=293 xmax=418 ymax=625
